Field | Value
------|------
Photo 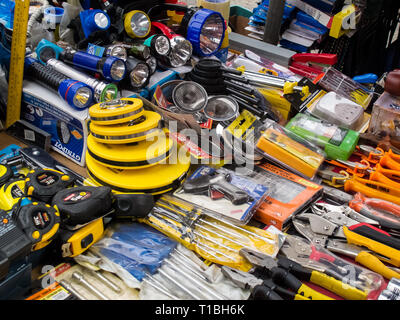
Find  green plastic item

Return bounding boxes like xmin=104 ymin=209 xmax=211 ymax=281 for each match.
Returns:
xmin=285 ymin=113 xmax=359 ymax=161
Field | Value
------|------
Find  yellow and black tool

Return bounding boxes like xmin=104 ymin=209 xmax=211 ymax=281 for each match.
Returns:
xmin=89 ymin=98 xmax=145 ymax=126
xmin=13 ymin=201 xmax=60 ymax=251
xmin=240 ymin=248 xmax=334 ymax=300
xmin=89 ymin=111 xmax=162 ymax=144
xmin=0 ymin=179 xmax=26 ymax=211
xmin=87 ymin=133 xmax=174 ymax=169
xmin=59 ymin=218 xmax=105 ymax=258
xmin=0 ymin=164 xmax=14 ymax=187
xmin=25 ymin=168 xmax=75 ymax=203
xmin=51 ymin=186 xmax=113 ymax=227
xmin=85 ymin=147 xmax=191 ymax=195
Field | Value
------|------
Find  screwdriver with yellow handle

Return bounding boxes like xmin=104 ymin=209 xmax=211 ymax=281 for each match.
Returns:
xmin=240 ymin=248 xmax=335 ymax=300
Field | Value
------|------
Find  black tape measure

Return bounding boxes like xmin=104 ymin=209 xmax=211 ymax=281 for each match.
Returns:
xmin=0 ymin=164 xmax=13 ymax=187
xmin=0 ymin=209 xmax=32 ymax=281
xmin=25 ymin=168 xmax=75 ymax=203
xmin=13 ymin=201 xmax=61 ymax=251
xmin=52 ymin=186 xmax=113 ymax=226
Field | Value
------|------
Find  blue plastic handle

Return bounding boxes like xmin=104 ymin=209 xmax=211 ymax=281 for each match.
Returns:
xmin=353 ymin=73 xmax=378 ymax=84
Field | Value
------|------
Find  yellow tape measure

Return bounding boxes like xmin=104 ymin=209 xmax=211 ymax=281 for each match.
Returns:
xmin=6 ymin=0 xmax=30 ymax=129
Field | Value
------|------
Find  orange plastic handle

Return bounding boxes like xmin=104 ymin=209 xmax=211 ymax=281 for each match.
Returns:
xmin=369 ymin=171 xmax=400 ymax=189
xmin=374 ymin=164 xmax=400 ymax=182
xmin=344 ymin=178 xmax=400 ymax=206
xmin=381 ymin=152 xmax=400 ymax=171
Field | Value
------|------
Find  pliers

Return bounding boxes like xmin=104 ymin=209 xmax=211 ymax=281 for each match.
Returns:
xmin=239 ymin=248 xmax=334 ymax=300
xmin=221 ymin=266 xmax=309 ymax=300
xmin=293 ymin=207 xmax=400 ymax=279
xmin=280 ymin=234 xmax=383 ymax=299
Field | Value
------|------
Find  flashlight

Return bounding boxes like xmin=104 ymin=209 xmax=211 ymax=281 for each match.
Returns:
xmin=80 ymin=9 xmax=110 ymax=38
xmin=46 ymin=58 xmax=118 ymax=102
xmin=151 ymin=22 xmax=193 ymax=68
xmin=25 ymin=57 xmax=94 ymax=109
xmin=148 ymin=5 xmax=225 ymax=57
xmin=146 ymin=56 xmax=157 ymax=75
xmin=172 ymin=81 xmax=208 ymax=113
xmin=60 ymin=49 xmax=126 ymax=82
xmin=143 ymin=34 xmax=171 ymax=58
xmin=125 ymin=56 xmax=150 ymax=90
xmin=35 ymin=39 xmax=65 ymax=65
xmin=124 ymin=10 xmax=151 ymax=39
xmin=105 ymin=43 xmax=128 ymax=61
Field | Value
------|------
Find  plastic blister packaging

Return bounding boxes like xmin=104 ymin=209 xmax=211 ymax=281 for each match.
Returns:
xmin=312 ymin=91 xmax=364 ymax=130
xmin=285 ymin=113 xmax=359 ymax=161
xmin=139 ymin=194 xmax=282 ymax=272
xmin=77 ymin=222 xmax=177 ymax=288
xmin=283 ymin=234 xmax=385 ymax=300
xmin=139 ymin=244 xmax=251 ymax=300
xmin=255 ymin=118 xmax=326 ymax=179
xmin=318 ymin=67 xmax=373 ymax=109
xmin=173 ymin=165 xmax=272 ymax=225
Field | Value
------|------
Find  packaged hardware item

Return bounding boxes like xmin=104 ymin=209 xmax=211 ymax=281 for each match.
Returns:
xmin=318 ymin=67 xmax=373 ymax=109
xmin=256 ymin=119 xmax=325 ymax=179
xmin=140 ymin=195 xmax=281 ymax=272
xmin=285 ymin=113 xmax=359 ymax=161
xmin=229 ymin=163 xmax=323 ymax=230
xmin=173 ymin=166 xmax=271 ymax=225
xmin=369 ymin=92 xmax=400 ymax=138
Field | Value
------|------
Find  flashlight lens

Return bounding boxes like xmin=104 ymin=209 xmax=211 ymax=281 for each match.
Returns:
xmin=102 ymin=85 xmax=118 ymax=102
xmin=170 ymin=37 xmax=192 ymax=67
xmin=154 ymin=36 xmax=170 ymax=56
xmin=146 ymin=56 xmax=157 ymax=74
xmin=110 ymin=60 xmax=126 ymax=81
xmin=94 ymin=12 xmax=109 ymax=29
xmin=130 ymin=64 xmax=149 ymax=88
xmin=74 ymin=86 xmax=93 ymax=108
xmin=130 ymin=12 xmax=150 ymax=37
xmin=110 ymin=46 xmax=127 ymax=60
xmin=200 ymin=14 xmax=225 ymax=55
xmin=172 ymin=82 xmax=208 ymax=113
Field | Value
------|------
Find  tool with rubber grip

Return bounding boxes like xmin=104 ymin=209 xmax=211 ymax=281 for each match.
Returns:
xmin=349 ymin=223 xmax=400 ymax=250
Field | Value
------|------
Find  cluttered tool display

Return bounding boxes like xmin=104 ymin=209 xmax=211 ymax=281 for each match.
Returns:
xmin=1 ymin=0 xmax=400 ymax=302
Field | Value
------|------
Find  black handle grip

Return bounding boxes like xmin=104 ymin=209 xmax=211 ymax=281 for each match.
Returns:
xmin=226 ymin=87 xmax=260 ymax=105
xmin=224 ymin=80 xmax=255 ymax=95
xmin=359 ymin=208 xmax=400 ymax=231
xmin=270 ymin=267 xmax=302 ymax=293
xmin=251 ymin=285 xmax=283 ymax=300
xmin=349 ymin=223 xmax=400 ymax=250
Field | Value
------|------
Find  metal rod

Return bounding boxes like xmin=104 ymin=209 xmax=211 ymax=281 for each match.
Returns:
xmin=196 ymin=223 xmax=250 ymax=248
xmin=194 ymin=230 xmax=237 ymax=253
xmin=196 ymin=241 xmax=236 ymax=261
xmin=170 ymin=254 xmax=212 ymax=283
xmin=143 ymin=276 xmax=179 ymax=300
xmin=173 ymin=248 xmax=207 ymax=273
xmin=157 ymin=268 xmax=202 ymax=300
xmin=71 ymin=272 xmax=110 ymax=300
xmin=214 ymin=218 xmax=276 ymax=244
xmin=60 ymin=280 xmax=87 ymax=300
xmin=263 ymin=0 xmax=286 ymax=45
xmin=91 ymin=270 xmax=122 ymax=293
xmin=164 ymin=259 xmax=226 ymax=300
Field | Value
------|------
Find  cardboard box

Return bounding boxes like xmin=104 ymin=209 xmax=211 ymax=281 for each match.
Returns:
xmin=21 ymin=80 xmax=89 ymax=166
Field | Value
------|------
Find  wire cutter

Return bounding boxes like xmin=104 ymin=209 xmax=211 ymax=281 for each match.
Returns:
xmin=221 ymin=266 xmax=310 ymax=300
xmin=239 ymin=248 xmax=334 ymax=300
xmin=293 ymin=210 xmax=400 ymax=279
xmin=279 ymin=234 xmax=384 ymax=299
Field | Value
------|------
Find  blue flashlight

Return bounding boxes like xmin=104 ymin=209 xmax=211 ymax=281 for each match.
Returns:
xmin=35 ymin=39 xmax=65 ymax=65
xmin=60 ymin=49 xmax=126 ymax=82
xmin=80 ymin=9 xmax=110 ymax=38
xmin=24 ymin=57 xmax=94 ymax=109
